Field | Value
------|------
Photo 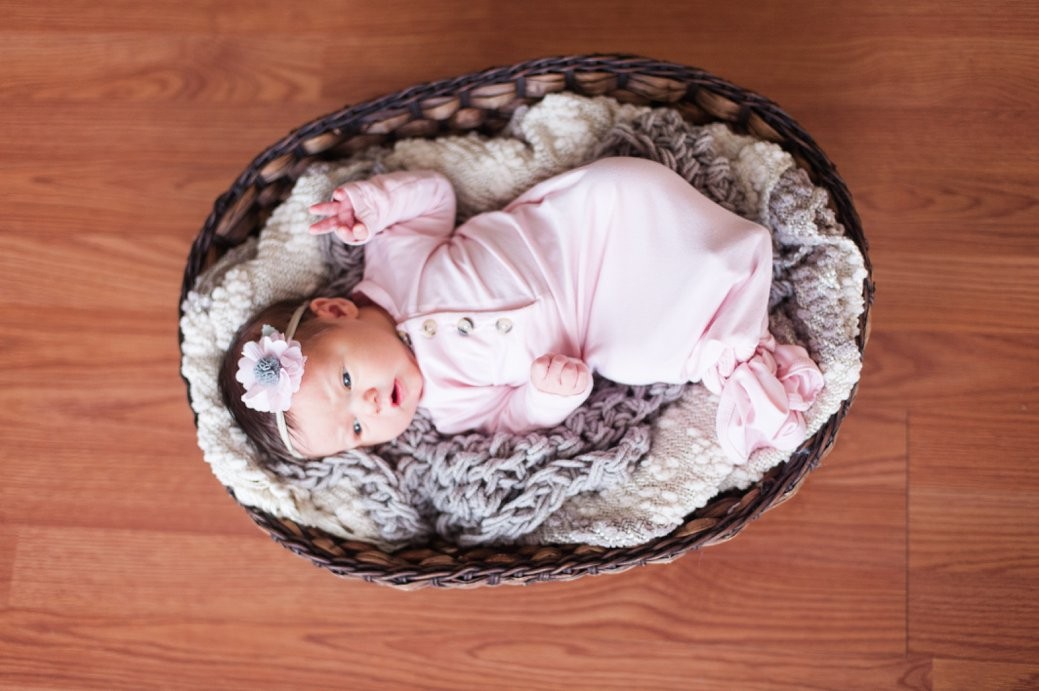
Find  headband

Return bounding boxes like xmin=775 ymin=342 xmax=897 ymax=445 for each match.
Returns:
xmin=234 ymin=301 xmax=310 ymax=459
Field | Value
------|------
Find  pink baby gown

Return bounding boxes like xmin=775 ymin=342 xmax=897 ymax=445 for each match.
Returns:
xmin=347 ymin=157 xmax=824 ymax=461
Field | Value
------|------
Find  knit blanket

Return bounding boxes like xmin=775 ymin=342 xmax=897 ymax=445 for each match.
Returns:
xmin=180 ymin=94 xmax=867 ymax=549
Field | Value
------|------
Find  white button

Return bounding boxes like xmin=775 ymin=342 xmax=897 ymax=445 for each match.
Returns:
xmin=456 ymin=317 xmax=474 ymax=335
xmin=422 ymin=319 xmax=437 ymax=337
xmin=496 ymin=318 xmax=513 ymax=334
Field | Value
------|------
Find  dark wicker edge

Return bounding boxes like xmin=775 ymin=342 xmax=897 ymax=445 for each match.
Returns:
xmin=180 ymin=53 xmax=876 ymax=589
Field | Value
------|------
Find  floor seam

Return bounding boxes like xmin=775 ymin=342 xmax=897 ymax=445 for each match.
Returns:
xmin=905 ymin=407 xmax=911 ymax=659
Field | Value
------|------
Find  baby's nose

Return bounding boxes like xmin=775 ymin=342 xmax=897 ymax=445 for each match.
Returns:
xmin=361 ymin=387 xmax=381 ymax=415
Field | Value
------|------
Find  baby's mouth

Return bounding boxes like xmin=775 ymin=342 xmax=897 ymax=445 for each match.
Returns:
xmin=391 ymin=379 xmax=401 ymax=407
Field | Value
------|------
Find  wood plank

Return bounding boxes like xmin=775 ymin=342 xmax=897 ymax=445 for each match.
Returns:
xmin=793 ymin=106 xmax=1039 ymax=179
xmin=851 ymin=172 xmax=1039 ymax=256
xmin=2 ymin=0 xmax=492 ymax=36
xmin=5 ymin=0 xmax=1036 ymax=40
xmin=0 ymin=236 xmax=191 ymax=309
xmin=8 ymin=524 xmax=905 ymax=655
xmin=869 ymin=250 xmax=1039 ymax=334
xmin=754 ymin=36 xmax=1039 ymax=110
xmin=0 ymin=34 xmax=324 ymax=103
xmin=0 ymin=607 xmax=932 ymax=689
xmin=1 ymin=425 xmax=252 ymax=536
xmin=0 ymin=527 xmax=14 ymax=607
xmin=857 ymin=331 xmax=1038 ymax=412
xmin=0 ymin=102 xmax=338 ymax=162
xmin=485 ymin=0 xmax=1039 ymax=44
xmin=909 ymin=411 xmax=1039 ymax=664
xmin=3 ymin=1 xmax=224 ymax=33
xmin=933 ymin=658 xmax=1039 ymax=691
xmin=0 ymin=164 xmax=224 ymax=238
xmin=910 ymin=411 xmax=1039 ymax=494
xmin=0 ymin=304 xmax=250 ymax=535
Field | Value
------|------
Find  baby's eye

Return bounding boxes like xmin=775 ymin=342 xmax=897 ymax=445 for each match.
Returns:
xmin=352 ymin=419 xmax=362 ymax=436
xmin=342 ymin=370 xmax=352 ymax=389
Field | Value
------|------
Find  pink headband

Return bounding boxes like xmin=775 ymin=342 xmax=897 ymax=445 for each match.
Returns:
xmin=235 ymin=302 xmax=309 ymax=459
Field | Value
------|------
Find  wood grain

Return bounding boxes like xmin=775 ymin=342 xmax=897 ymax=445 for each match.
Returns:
xmin=932 ymin=659 xmax=1039 ymax=691
xmin=909 ymin=411 xmax=1039 ymax=664
xmin=856 ymin=331 xmax=1037 ymax=412
xmin=2 ymin=0 xmax=1038 ymax=687
xmin=0 ymin=606 xmax=933 ymax=690
xmin=873 ymin=251 xmax=1039 ymax=333
xmin=8 ymin=518 xmax=905 ymax=652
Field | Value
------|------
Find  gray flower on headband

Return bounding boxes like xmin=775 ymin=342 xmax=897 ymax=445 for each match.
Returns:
xmin=235 ymin=324 xmax=307 ymax=413
xmin=253 ymin=356 xmax=283 ymax=385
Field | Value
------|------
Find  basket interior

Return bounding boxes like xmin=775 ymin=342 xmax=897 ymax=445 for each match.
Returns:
xmin=181 ymin=54 xmax=874 ymax=588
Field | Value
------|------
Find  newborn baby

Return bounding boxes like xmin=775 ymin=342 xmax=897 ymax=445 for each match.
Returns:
xmin=223 ymin=157 xmax=823 ymax=463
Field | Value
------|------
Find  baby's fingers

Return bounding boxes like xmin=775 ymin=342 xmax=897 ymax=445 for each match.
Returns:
xmin=308 ymin=216 xmax=342 ymax=235
xmin=530 ymin=354 xmax=551 ymax=382
xmin=331 ymin=187 xmax=354 ymax=202
xmin=558 ymin=361 xmax=581 ymax=389
xmin=309 ymin=201 xmax=341 ymax=216
xmin=531 ymin=354 xmax=590 ymax=396
xmin=333 ymin=222 xmax=370 ymax=244
xmin=558 ymin=359 xmax=591 ymax=392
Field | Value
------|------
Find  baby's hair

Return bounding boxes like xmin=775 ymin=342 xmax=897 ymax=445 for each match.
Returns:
xmin=219 ymin=297 xmax=324 ymax=468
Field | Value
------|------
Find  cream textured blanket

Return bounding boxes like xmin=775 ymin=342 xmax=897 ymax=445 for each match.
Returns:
xmin=180 ymin=94 xmax=866 ymax=548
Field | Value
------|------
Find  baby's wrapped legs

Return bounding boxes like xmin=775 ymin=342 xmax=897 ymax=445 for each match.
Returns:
xmin=700 ymin=334 xmax=824 ymax=461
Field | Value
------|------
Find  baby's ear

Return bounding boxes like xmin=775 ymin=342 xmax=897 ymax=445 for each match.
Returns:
xmin=309 ymin=297 xmax=360 ymax=320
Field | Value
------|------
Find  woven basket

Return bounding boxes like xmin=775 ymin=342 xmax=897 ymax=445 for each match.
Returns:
xmin=180 ymin=54 xmax=874 ymax=589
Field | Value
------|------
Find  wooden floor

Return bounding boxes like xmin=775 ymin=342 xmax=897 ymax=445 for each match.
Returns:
xmin=2 ymin=1 xmax=1037 ymax=688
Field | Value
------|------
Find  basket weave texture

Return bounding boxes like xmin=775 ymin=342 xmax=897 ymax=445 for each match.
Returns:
xmin=179 ymin=54 xmax=874 ymax=589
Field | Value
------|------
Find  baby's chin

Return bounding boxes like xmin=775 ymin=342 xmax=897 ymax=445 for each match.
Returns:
xmin=352 ymin=410 xmax=419 ymax=452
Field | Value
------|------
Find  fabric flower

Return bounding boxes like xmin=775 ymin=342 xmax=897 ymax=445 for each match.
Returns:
xmin=235 ymin=325 xmax=306 ymax=413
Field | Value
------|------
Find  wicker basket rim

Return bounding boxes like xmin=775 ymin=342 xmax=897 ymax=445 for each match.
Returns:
xmin=179 ymin=53 xmax=875 ymax=588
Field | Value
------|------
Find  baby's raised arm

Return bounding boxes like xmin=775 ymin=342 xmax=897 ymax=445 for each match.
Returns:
xmin=309 ymin=170 xmax=457 ymax=245
xmin=309 ymin=187 xmax=370 ymax=243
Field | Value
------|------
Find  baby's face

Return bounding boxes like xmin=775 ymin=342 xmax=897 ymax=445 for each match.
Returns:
xmin=289 ymin=307 xmax=423 ymax=456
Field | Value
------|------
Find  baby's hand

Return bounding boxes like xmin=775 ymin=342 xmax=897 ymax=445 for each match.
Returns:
xmin=530 ymin=354 xmax=592 ymax=396
xmin=308 ymin=187 xmax=370 ymax=244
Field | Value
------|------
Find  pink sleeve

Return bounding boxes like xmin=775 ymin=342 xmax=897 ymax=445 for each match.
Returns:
xmin=492 ymin=380 xmax=593 ymax=434
xmin=340 ymin=170 xmax=456 ymax=242
xmin=431 ymin=380 xmax=593 ymax=436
